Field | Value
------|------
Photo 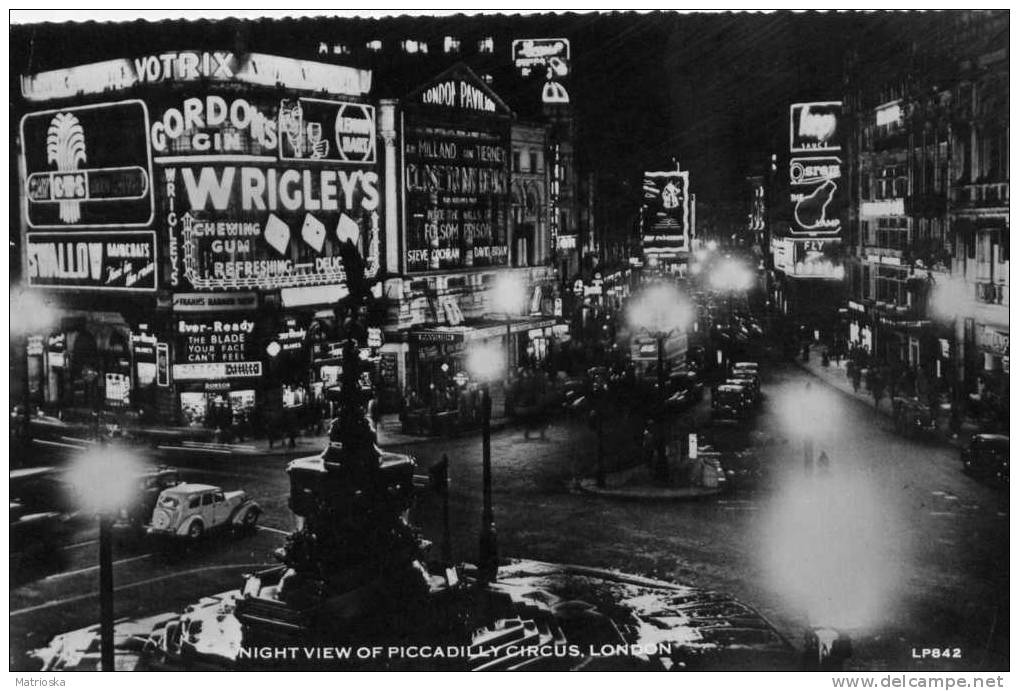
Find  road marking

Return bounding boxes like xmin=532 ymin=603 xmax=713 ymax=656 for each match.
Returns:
xmin=158 ymin=444 xmax=231 ymax=455
xmin=32 ymin=438 xmax=86 ymax=451
xmin=43 ymin=553 xmax=153 ymax=580
xmin=256 ymin=525 xmax=290 ymax=536
xmin=60 ymin=539 xmax=99 ymax=551
xmin=11 ymin=563 xmax=274 ymax=617
xmin=928 ymin=511 xmax=955 ymax=516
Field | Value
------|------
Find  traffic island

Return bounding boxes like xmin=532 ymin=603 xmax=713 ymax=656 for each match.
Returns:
xmin=576 ymin=460 xmax=726 ymax=501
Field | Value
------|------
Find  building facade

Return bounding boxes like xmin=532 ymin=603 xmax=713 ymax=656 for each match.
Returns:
xmin=841 ymin=10 xmax=1008 ymax=425
xmin=14 ymin=52 xmax=564 ymax=428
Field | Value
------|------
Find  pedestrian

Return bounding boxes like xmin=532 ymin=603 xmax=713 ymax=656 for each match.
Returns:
xmin=266 ymin=413 xmax=277 ymax=450
xmin=286 ymin=409 xmax=297 ymax=449
xmin=872 ymin=375 xmax=884 ymax=409
xmin=817 ymin=450 xmax=831 ymax=475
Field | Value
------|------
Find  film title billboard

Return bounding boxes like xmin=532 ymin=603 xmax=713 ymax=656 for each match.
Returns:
xmin=404 ymin=67 xmax=512 ymax=273
xmin=642 ymin=170 xmax=690 ymax=253
xmin=156 ymin=92 xmax=381 ymax=291
xmin=20 ymin=100 xmax=154 ymax=229
xmin=403 ymin=124 xmax=509 ymax=272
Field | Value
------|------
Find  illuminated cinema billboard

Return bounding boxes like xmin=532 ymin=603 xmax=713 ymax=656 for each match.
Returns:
xmin=642 ymin=169 xmax=690 ymax=253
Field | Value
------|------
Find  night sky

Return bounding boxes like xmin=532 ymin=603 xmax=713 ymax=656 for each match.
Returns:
xmin=10 ymin=11 xmax=961 ymax=233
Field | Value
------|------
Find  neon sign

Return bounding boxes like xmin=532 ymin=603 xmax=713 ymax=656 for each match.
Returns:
xmin=21 ymin=52 xmax=372 ymax=103
xmin=790 ymin=102 xmax=842 ymax=153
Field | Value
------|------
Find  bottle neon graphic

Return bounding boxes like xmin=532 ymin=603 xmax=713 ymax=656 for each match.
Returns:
xmin=794 ymin=180 xmax=839 ymax=231
xmin=46 ymin=112 xmax=87 ymax=223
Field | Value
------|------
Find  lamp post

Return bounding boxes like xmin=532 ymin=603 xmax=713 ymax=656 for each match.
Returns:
xmin=467 ymin=342 xmax=505 ymax=583
xmin=710 ymin=259 xmax=753 ymax=368
xmin=710 ymin=258 xmax=753 ymax=322
xmin=10 ymin=290 xmax=56 ymax=451
xmin=67 ymin=445 xmax=140 ymax=671
xmin=628 ymin=283 xmax=692 ymax=483
xmin=492 ymin=271 xmax=526 ymax=373
xmin=931 ymin=276 xmax=970 ymax=435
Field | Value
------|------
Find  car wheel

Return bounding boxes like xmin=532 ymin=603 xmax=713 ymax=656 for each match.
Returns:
xmin=187 ymin=521 xmax=204 ymax=540
xmin=241 ymin=508 xmax=259 ymax=531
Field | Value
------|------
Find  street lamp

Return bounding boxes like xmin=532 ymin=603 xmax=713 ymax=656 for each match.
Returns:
xmin=66 ymin=444 xmax=141 ymax=671
xmin=466 ymin=341 xmax=505 ymax=583
xmin=492 ymin=272 xmax=527 ymax=371
xmin=627 ymin=283 xmax=693 ymax=483
xmin=10 ymin=289 xmax=56 ymax=449
xmin=930 ymin=275 xmax=971 ymax=434
xmin=709 ymin=259 xmax=753 ymax=364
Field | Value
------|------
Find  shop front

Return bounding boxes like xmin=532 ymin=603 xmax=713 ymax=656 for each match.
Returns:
xmin=35 ymin=315 xmax=136 ymax=416
xmin=401 ymin=317 xmax=557 ymax=434
xmin=971 ymin=323 xmax=1009 ymax=430
xmin=171 ymin=312 xmax=264 ymax=430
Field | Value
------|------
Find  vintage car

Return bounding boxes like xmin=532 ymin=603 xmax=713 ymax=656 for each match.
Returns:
xmin=148 ymin=483 xmax=260 ymax=539
xmin=117 ymin=467 xmax=182 ymax=532
xmin=665 ymin=371 xmax=704 ymax=410
xmin=961 ymin=434 xmax=1009 ymax=484
xmin=725 ymin=377 xmax=760 ymax=404
xmin=712 ymin=384 xmax=751 ymax=422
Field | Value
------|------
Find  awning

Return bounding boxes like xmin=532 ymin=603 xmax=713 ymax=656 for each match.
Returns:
xmin=410 ymin=316 xmax=558 ymax=344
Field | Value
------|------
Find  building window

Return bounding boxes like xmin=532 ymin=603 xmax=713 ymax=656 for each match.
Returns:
xmin=478 ymin=36 xmax=494 ymax=53
xmin=402 ymin=39 xmax=428 ymax=54
xmin=513 ymin=150 xmax=521 ymax=173
xmin=443 ymin=36 xmax=460 ymax=54
xmin=529 ymin=152 xmax=539 ymax=173
xmin=366 ymin=40 xmax=382 ymax=52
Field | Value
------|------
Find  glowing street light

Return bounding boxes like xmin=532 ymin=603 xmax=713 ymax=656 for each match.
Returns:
xmin=492 ymin=272 xmax=527 ymax=378
xmin=929 ymin=275 xmax=972 ymax=431
xmin=491 ymin=272 xmax=527 ymax=316
xmin=10 ymin=289 xmax=57 ymax=447
xmin=709 ymin=258 xmax=754 ymax=293
xmin=930 ymin=275 xmax=970 ymax=321
xmin=466 ymin=341 xmax=506 ymax=583
xmin=66 ymin=445 xmax=142 ymax=671
xmin=628 ymin=283 xmax=693 ymax=482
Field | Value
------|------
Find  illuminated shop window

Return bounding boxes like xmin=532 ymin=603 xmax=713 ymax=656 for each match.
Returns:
xmin=478 ymin=36 xmax=494 ymax=53
xmin=366 ymin=39 xmax=383 ymax=52
xmin=444 ymin=36 xmax=461 ymax=53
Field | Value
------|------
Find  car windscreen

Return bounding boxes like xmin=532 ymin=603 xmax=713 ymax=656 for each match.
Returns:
xmin=158 ymin=495 xmax=180 ymax=509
